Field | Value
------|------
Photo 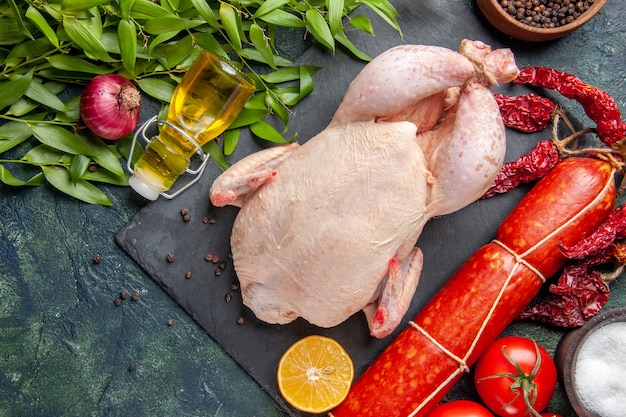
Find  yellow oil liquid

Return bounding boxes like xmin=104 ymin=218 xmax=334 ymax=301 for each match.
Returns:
xmin=133 ymin=51 xmax=255 ymax=191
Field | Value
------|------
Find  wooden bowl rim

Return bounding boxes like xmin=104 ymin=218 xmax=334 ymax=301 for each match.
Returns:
xmin=477 ymin=0 xmax=607 ymax=40
xmin=557 ymin=306 xmax=626 ymax=417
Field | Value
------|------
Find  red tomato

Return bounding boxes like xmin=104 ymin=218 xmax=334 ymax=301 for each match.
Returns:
xmin=428 ymin=400 xmax=494 ymax=417
xmin=540 ymin=414 xmax=563 ymax=417
xmin=474 ymin=336 xmax=557 ymax=417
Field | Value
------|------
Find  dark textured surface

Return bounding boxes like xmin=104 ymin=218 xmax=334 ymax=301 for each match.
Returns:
xmin=1 ymin=1 xmax=625 ymax=416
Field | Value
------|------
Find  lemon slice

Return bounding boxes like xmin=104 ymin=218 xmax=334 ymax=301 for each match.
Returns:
xmin=277 ymin=335 xmax=354 ymax=414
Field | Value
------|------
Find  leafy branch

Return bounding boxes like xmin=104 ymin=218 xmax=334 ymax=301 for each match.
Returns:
xmin=0 ymin=0 xmax=402 ymax=205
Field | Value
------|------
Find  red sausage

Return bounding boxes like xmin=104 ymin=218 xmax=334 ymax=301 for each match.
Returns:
xmin=329 ymin=157 xmax=616 ymax=417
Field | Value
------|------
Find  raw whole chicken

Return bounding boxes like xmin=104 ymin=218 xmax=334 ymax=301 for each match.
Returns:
xmin=210 ymin=40 xmax=519 ymax=338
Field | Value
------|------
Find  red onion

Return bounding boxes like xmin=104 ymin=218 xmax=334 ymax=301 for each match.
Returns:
xmin=79 ymin=74 xmax=142 ymax=140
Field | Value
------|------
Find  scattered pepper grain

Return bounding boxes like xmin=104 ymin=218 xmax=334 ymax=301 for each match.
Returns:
xmin=167 ymin=318 xmax=174 ymax=326
xmin=166 ymin=253 xmax=176 ymax=263
xmin=205 ymin=252 xmax=219 ymax=263
xmin=114 ymin=297 xmax=123 ymax=306
xmin=214 ymin=267 xmax=223 ymax=277
xmin=231 ymin=282 xmax=240 ymax=291
xmin=185 ymin=271 xmax=192 ymax=279
xmin=237 ymin=315 xmax=245 ymax=325
xmin=120 ymin=290 xmax=128 ymax=300
xmin=225 ymin=293 xmax=233 ymax=302
xmin=131 ymin=291 xmax=140 ymax=301
xmin=92 ymin=254 xmax=102 ymax=264
xmin=128 ymin=363 xmax=136 ymax=372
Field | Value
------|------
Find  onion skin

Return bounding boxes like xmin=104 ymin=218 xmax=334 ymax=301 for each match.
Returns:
xmin=79 ymin=74 xmax=141 ymax=140
xmin=329 ymin=157 xmax=616 ymax=417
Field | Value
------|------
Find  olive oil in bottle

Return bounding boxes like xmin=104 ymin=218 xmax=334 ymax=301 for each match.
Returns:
xmin=129 ymin=51 xmax=255 ymax=200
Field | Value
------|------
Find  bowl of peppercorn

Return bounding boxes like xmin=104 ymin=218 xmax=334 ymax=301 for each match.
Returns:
xmin=476 ymin=0 xmax=607 ymax=42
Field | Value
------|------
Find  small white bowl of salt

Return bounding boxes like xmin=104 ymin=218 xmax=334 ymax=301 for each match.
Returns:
xmin=555 ymin=307 xmax=626 ymax=417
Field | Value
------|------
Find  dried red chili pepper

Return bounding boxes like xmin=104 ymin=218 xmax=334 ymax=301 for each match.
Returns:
xmin=482 ymin=140 xmax=561 ymax=198
xmin=517 ymin=253 xmax=612 ymax=328
xmin=494 ymin=93 xmax=557 ymax=133
xmin=514 ymin=67 xmax=626 ymax=147
xmin=559 ymin=204 xmax=626 ymax=259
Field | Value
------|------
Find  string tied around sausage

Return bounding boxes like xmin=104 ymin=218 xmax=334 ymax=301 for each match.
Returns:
xmin=491 ymin=239 xmax=547 ymax=283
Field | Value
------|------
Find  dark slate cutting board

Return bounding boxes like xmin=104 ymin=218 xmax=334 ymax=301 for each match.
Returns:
xmin=115 ymin=1 xmax=585 ymax=415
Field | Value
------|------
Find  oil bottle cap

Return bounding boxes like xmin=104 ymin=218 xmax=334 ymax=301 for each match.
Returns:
xmin=129 ymin=174 xmax=161 ymax=201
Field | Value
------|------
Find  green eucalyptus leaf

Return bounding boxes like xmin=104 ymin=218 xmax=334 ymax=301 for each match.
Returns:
xmin=118 ymin=18 xmax=137 ymax=73
xmin=260 ymin=65 xmax=321 ymax=83
xmin=130 ymin=0 xmax=174 ymax=19
xmin=61 ymin=0 xmax=108 ymax=12
xmin=254 ymin=0 xmax=290 ymax=18
xmin=239 ymin=48 xmax=292 ymax=67
xmin=305 ymin=8 xmax=335 ymax=52
xmin=0 ymin=70 xmax=33 ymax=111
xmin=0 ymin=14 xmax=29 ymax=46
xmin=326 ymin=0 xmax=345 ymax=35
xmin=8 ymin=98 xmax=39 ymax=117
xmin=29 ymin=124 xmax=98 ymax=156
xmin=203 ymin=140 xmax=229 ymax=171
xmin=7 ymin=0 xmax=34 ymax=41
xmin=24 ymin=78 xmax=68 ymax=112
xmin=143 ymin=17 xmax=204 ymax=34
xmin=245 ymin=92 xmax=269 ymax=110
xmin=48 ymin=55 xmax=115 ymax=74
xmin=194 ymin=32 xmax=228 ymax=58
xmin=8 ymin=81 xmax=66 ymax=116
xmin=0 ymin=165 xmax=44 ymax=187
xmin=219 ymin=2 xmax=242 ymax=52
xmin=189 ymin=0 xmax=219 ymax=28
xmin=81 ymin=167 xmax=129 ymax=186
xmin=256 ymin=9 xmax=306 ymax=27
xmin=229 ymin=109 xmax=269 ymax=129
xmin=249 ymin=120 xmax=286 ymax=143
xmin=69 ymin=154 xmax=91 ymax=182
xmin=136 ymin=77 xmax=176 ymax=102
xmin=266 ymin=94 xmax=290 ymax=129
xmin=78 ymin=133 xmax=126 ymax=177
xmin=119 ymin=0 xmax=136 ymax=19
xmin=42 ymin=165 xmax=113 ymax=206
xmin=63 ymin=16 xmax=113 ymax=62
xmin=155 ymin=35 xmax=195 ymax=69
xmin=56 ymin=95 xmax=81 ymax=123
xmin=23 ymin=144 xmax=65 ymax=165
xmin=223 ymin=128 xmax=239 ymax=156
xmin=335 ymin=31 xmax=372 ymax=61
xmin=249 ymin=23 xmax=276 ymax=69
xmin=273 ymin=86 xmax=300 ymax=106
xmin=147 ymin=31 xmax=180 ymax=57
xmin=25 ymin=6 xmax=59 ymax=47
xmin=349 ymin=14 xmax=375 ymax=35
xmin=357 ymin=0 xmax=402 ymax=36
xmin=6 ymin=38 xmax=55 ymax=65
xmin=0 ymin=122 xmax=32 ymax=153
xmin=298 ymin=65 xmax=318 ymax=99
xmin=114 ymin=135 xmax=142 ymax=167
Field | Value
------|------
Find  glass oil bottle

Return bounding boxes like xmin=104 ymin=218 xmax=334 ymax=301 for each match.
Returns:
xmin=128 ymin=51 xmax=255 ymax=200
